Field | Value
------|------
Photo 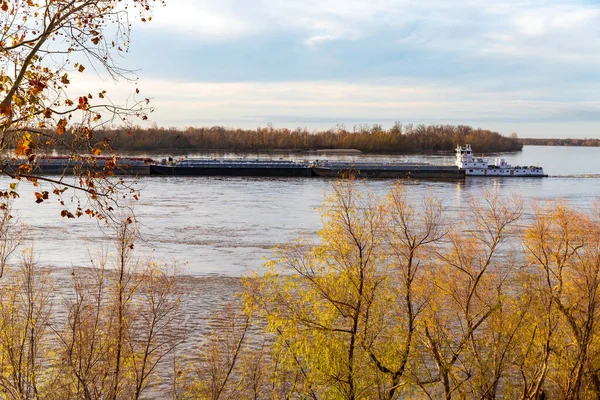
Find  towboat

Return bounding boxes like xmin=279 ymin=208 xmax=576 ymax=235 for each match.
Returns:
xmin=455 ymin=144 xmax=546 ymax=177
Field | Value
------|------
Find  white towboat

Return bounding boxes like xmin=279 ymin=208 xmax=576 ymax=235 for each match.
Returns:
xmin=455 ymin=144 xmax=546 ymax=177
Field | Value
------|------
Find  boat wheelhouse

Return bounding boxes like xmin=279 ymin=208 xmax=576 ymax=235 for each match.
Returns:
xmin=455 ymin=144 xmax=546 ymax=177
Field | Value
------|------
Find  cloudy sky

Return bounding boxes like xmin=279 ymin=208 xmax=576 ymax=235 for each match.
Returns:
xmin=111 ymin=0 xmax=600 ymax=138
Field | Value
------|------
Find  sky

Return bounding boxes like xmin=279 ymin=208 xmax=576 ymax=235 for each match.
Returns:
xmin=96 ymin=0 xmax=600 ymax=138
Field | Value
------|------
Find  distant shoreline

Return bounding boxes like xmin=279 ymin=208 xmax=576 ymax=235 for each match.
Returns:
xmin=30 ymin=123 xmax=524 ymax=154
xmin=520 ymin=138 xmax=600 ymax=147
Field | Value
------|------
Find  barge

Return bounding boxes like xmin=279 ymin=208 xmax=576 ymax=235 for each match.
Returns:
xmin=310 ymin=161 xmax=464 ymax=180
xmin=149 ymin=158 xmax=311 ymax=177
xmin=148 ymin=158 xmax=465 ymax=180
xmin=3 ymin=156 xmax=152 ymax=175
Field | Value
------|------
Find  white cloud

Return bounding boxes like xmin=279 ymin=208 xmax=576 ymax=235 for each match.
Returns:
xmin=61 ymin=69 xmax=600 ymax=137
xmin=122 ymin=78 xmax=600 ymax=131
xmin=142 ymin=0 xmax=600 ymax=62
xmin=512 ymin=7 xmax=600 ymax=37
xmin=303 ymin=34 xmax=339 ymax=47
xmin=147 ymin=0 xmax=253 ymax=38
xmin=513 ymin=14 xmax=547 ymax=37
xmin=113 ymin=0 xmax=600 ymax=138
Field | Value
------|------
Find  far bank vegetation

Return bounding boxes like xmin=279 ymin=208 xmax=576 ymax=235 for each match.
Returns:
xmin=521 ymin=138 xmax=600 ymax=147
xmin=47 ymin=123 xmax=523 ymax=154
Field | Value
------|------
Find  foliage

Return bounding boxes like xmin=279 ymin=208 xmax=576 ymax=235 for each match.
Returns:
xmin=0 ymin=211 xmax=183 ymax=399
xmin=520 ymin=138 xmax=600 ymax=147
xmin=243 ymin=181 xmax=600 ymax=400
xmin=0 ymin=0 xmax=163 ymax=216
xmin=63 ymin=123 xmax=523 ymax=154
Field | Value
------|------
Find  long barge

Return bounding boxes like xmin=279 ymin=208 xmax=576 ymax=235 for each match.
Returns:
xmin=149 ymin=158 xmax=465 ymax=180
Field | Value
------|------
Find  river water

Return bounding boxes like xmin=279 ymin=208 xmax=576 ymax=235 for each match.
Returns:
xmin=7 ymin=145 xmax=600 ymax=276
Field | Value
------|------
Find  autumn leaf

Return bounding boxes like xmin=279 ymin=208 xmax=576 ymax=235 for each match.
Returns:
xmin=16 ymin=133 xmax=32 ymax=156
xmin=34 ymin=191 xmax=49 ymax=203
xmin=78 ymin=64 xmax=85 ymax=73
xmin=19 ymin=145 xmax=31 ymax=156
xmin=13 ymin=95 xmax=24 ymax=107
xmin=29 ymin=78 xmax=46 ymax=93
xmin=77 ymin=96 xmax=88 ymax=110
xmin=91 ymin=148 xmax=101 ymax=156
xmin=57 ymin=118 xmax=67 ymax=135
xmin=0 ymin=99 xmax=10 ymax=116
xmin=60 ymin=210 xmax=75 ymax=219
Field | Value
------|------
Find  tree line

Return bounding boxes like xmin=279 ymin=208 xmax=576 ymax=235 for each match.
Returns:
xmin=2 ymin=181 xmax=600 ymax=399
xmin=44 ymin=123 xmax=523 ymax=154
xmin=520 ymin=138 xmax=600 ymax=147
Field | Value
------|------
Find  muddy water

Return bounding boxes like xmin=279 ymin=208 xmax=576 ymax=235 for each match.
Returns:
xmin=6 ymin=145 xmax=600 ymax=276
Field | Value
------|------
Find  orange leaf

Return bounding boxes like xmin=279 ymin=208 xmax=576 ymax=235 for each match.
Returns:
xmin=57 ymin=118 xmax=67 ymax=135
xmin=15 ymin=142 xmax=28 ymax=157
xmin=77 ymin=96 xmax=88 ymax=110
xmin=61 ymin=210 xmax=75 ymax=219
xmin=0 ymin=100 xmax=10 ymax=116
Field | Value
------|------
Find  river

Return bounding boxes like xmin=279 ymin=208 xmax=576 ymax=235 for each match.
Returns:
xmin=7 ymin=145 xmax=600 ymax=276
